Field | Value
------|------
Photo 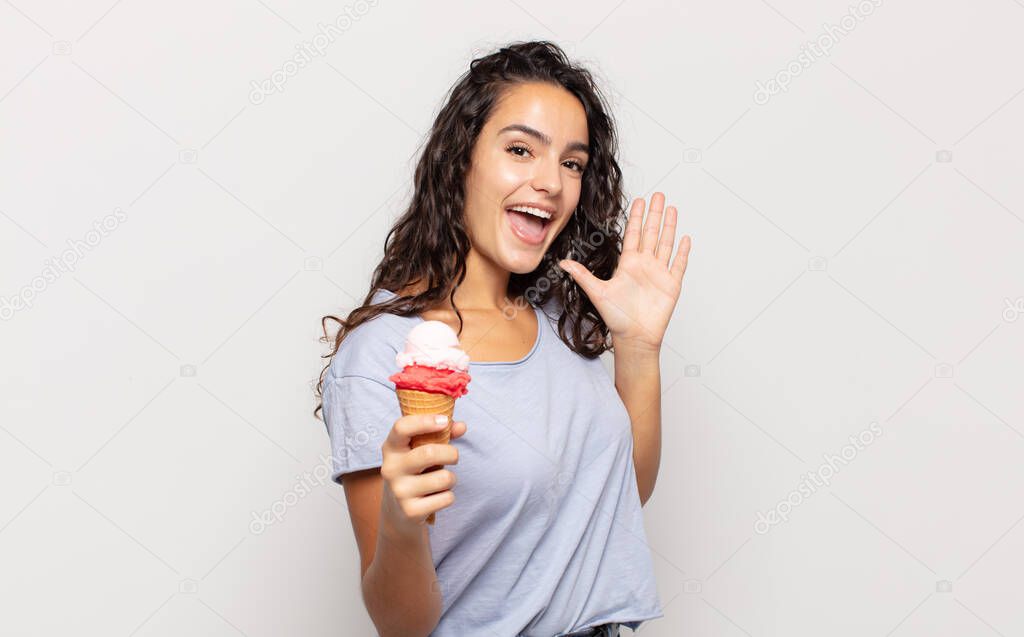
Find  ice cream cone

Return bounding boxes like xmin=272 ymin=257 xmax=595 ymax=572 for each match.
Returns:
xmin=390 ymin=320 xmax=471 ymax=526
xmin=396 ymin=388 xmax=455 ymax=525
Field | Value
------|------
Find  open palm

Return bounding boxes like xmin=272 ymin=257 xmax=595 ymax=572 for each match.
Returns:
xmin=559 ymin=192 xmax=691 ymax=352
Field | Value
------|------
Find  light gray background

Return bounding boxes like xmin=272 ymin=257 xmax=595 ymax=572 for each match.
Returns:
xmin=1 ymin=1 xmax=1022 ymax=635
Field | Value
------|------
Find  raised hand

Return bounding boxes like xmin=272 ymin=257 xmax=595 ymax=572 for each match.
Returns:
xmin=558 ymin=192 xmax=691 ymax=353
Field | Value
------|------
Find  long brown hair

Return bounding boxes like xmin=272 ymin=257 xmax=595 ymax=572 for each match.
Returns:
xmin=315 ymin=40 xmax=627 ymax=419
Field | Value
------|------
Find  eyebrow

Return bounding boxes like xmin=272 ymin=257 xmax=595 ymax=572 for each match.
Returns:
xmin=498 ymin=123 xmax=590 ymax=155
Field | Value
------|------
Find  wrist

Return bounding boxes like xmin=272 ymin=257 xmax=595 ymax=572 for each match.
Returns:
xmin=613 ymin=345 xmax=661 ymax=382
xmin=379 ymin=487 xmax=426 ymax=546
xmin=612 ymin=335 xmax=662 ymax=358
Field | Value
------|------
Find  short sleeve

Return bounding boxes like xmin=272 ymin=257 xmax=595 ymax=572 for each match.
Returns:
xmin=321 ymin=315 xmax=406 ymax=485
xmin=322 ymin=375 xmax=400 ymax=484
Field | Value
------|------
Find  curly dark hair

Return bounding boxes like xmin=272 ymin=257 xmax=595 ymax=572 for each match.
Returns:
xmin=314 ymin=40 xmax=627 ymax=419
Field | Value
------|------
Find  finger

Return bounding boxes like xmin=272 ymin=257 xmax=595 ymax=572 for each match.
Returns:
xmin=670 ymin=235 xmax=692 ymax=282
xmin=392 ymin=468 xmax=457 ymax=499
xmin=407 ymin=442 xmax=459 ymax=473
xmin=558 ymin=258 xmax=604 ymax=302
xmin=655 ymin=205 xmax=677 ymax=266
xmin=387 ymin=414 xmax=450 ymax=449
xmin=622 ymin=197 xmax=645 ymax=252
xmin=410 ymin=490 xmax=456 ymax=518
xmin=415 ymin=491 xmax=456 ymax=516
xmin=450 ymin=421 xmax=468 ymax=439
xmin=639 ymin=192 xmax=665 ymax=254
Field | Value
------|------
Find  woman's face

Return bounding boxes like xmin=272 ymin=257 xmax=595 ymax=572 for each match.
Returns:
xmin=463 ymin=81 xmax=590 ymax=274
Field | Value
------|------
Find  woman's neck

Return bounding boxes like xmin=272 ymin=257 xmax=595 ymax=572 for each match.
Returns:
xmin=447 ymin=247 xmax=512 ymax=311
xmin=397 ymin=248 xmax=518 ymax=312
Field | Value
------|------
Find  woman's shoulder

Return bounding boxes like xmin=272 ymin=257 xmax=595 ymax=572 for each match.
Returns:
xmin=326 ymin=289 xmax=413 ymax=383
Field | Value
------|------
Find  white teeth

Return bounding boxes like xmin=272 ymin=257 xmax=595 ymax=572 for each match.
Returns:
xmin=507 ymin=205 xmax=552 ymax=220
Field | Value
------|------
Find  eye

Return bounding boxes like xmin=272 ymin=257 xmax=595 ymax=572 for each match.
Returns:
xmin=505 ymin=143 xmax=532 ymax=157
xmin=564 ymin=159 xmax=585 ymax=173
xmin=506 ymin=142 xmax=586 ymax=174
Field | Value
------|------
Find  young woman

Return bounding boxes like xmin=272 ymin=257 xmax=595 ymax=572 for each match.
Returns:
xmin=317 ymin=41 xmax=691 ymax=637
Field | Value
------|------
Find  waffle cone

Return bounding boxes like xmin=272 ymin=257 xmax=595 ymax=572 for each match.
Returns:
xmin=395 ymin=388 xmax=456 ymax=525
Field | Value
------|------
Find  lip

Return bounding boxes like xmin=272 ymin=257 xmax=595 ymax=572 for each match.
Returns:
xmin=505 ymin=207 xmax=550 ymax=246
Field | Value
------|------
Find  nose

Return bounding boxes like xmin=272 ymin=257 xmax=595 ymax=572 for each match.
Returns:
xmin=530 ymin=156 xmax=562 ymax=196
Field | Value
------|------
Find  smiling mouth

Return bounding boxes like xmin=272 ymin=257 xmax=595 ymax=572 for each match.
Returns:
xmin=505 ymin=206 xmax=551 ymax=245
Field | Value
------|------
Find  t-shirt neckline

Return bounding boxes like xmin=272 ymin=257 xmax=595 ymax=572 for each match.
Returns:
xmin=379 ymin=289 xmax=543 ymax=367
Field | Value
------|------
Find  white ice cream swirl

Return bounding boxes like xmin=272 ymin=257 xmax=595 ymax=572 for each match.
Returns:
xmin=395 ymin=320 xmax=470 ymax=371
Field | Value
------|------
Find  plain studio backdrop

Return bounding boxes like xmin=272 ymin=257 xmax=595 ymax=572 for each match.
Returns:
xmin=2 ymin=1 xmax=1023 ymax=635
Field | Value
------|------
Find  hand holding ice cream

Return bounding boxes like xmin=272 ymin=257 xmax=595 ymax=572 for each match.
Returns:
xmin=388 ymin=320 xmax=471 ymax=524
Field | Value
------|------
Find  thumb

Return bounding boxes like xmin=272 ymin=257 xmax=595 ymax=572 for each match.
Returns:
xmin=558 ymin=259 xmax=602 ymax=298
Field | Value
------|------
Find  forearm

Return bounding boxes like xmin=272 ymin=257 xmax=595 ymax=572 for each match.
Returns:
xmin=613 ymin=344 xmax=662 ymax=506
xmin=362 ymin=519 xmax=442 ymax=637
